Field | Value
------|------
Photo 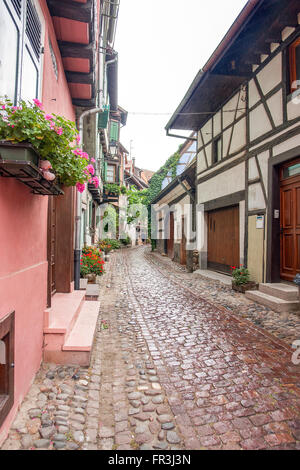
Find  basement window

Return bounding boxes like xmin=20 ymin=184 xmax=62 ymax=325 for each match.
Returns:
xmin=0 ymin=312 xmax=15 ymax=428
xmin=289 ymin=37 xmax=300 ymax=92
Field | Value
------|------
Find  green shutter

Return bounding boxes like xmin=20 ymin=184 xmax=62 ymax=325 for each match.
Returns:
xmin=103 ymin=161 xmax=107 ymax=182
xmin=110 ymin=121 xmax=119 ymax=142
xmin=98 ymin=110 xmax=109 ymax=130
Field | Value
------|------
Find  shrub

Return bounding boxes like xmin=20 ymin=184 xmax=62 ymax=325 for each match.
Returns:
xmin=121 ymin=236 xmax=131 ymax=246
xmin=231 ymin=266 xmax=250 ymax=285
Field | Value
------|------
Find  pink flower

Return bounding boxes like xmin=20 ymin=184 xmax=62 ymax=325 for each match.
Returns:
xmin=76 ymin=182 xmax=86 ymax=193
xmin=86 ymin=164 xmax=95 ymax=175
xmin=1 ymin=105 xmax=5 ymax=110
xmin=93 ymin=176 xmax=99 ymax=188
xmin=91 ymin=158 xmax=95 ymax=163
xmin=56 ymin=127 xmax=63 ymax=135
xmin=33 ymin=99 xmax=43 ymax=110
xmin=45 ymin=114 xmax=54 ymax=121
xmin=76 ymin=135 xmax=81 ymax=145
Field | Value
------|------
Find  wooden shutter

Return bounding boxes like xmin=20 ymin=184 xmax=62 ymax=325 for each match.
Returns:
xmin=0 ymin=312 xmax=15 ymax=428
xmin=110 ymin=121 xmax=119 ymax=142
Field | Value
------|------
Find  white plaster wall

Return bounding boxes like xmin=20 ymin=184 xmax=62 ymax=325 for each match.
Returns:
xmin=267 ymin=90 xmax=283 ymax=127
xmin=248 ymin=183 xmax=266 ymax=211
xmin=223 ymin=92 xmax=240 ymax=129
xmin=202 ymin=119 xmax=213 ymax=145
xmin=250 ymin=103 xmax=273 ymax=141
xmin=273 ymin=135 xmax=300 ymax=156
xmin=197 ymin=149 xmax=207 ymax=173
xmin=257 ymin=151 xmax=269 ymax=193
xmin=222 ymin=127 xmax=232 ymax=157
xmin=256 ymin=53 xmax=282 ymax=96
xmin=230 ymin=117 xmax=247 ymax=154
xmin=239 ymin=200 xmax=245 ymax=266
xmin=248 ymin=157 xmax=259 ymax=180
xmin=198 ymin=162 xmax=245 ymax=204
xmin=248 ymin=79 xmax=260 ymax=108
xmin=287 ymin=97 xmax=300 ymax=121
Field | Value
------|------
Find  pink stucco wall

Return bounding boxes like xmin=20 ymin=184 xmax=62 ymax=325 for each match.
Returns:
xmin=0 ymin=0 xmax=75 ymax=444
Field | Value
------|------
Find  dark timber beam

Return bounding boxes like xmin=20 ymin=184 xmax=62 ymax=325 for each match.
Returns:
xmin=58 ymin=42 xmax=95 ymax=60
xmin=66 ymin=71 xmax=95 ymax=85
xmin=72 ymin=98 xmax=96 ymax=108
xmin=46 ymin=0 xmax=93 ymax=23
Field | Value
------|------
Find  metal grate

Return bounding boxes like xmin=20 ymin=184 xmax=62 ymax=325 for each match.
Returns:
xmin=26 ymin=0 xmax=42 ymax=59
xmin=11 ymin=0 xmax=22 ymax=18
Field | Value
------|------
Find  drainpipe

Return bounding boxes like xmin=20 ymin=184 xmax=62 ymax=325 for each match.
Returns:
xmin=74 ymin=108 xmax=104 ymax=290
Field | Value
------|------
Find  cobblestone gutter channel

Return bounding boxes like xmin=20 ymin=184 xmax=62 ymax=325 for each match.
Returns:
xmin=1 ymin=246 xmax=300 ymax=450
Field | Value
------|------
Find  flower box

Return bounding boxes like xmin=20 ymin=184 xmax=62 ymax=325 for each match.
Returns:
xmin=0 ymin=141 xmax=39 ymax=166
xmin=0 ymin=141 xmax=63 ymax=196
xmin=232 ymin=281 xmax=258 ymax=293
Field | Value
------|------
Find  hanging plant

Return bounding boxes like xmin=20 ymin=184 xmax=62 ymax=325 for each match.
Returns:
xmin=0 ymin=97 xmax=97 ymax=191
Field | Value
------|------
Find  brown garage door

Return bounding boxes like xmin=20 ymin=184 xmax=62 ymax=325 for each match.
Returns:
xmin=208 ymin=205 xmax=240 ymax=274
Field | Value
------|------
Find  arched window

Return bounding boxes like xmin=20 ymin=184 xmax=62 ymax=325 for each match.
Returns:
xmin=0 ymin=340 xmax=5 ymax=364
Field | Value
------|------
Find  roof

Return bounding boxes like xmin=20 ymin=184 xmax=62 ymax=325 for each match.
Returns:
xmin=166 ymin=0 xmax=300 ymax=131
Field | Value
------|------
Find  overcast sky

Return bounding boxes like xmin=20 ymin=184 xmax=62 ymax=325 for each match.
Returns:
xmin=115 ymin=0 xmax=248 ymax=172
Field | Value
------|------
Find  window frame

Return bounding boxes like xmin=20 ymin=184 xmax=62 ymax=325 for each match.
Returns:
xmin=0 ymin=311 xmax=15 ymax=428
xmin=289 ymin=36 xmax=300 ymax=93
xmin=212 ymin=136 xmax=222 ymax=164
xmin=1 ymin=0 xmax=44 ymax=104
xmin=106 ymin=164 xmax=116 ymax=183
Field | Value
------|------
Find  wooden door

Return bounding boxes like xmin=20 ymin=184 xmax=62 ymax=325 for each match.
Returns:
xmin=0 ymin=312 xmax=14 ymax=427
xmin=167 ymin=212 xmax=174 ymax=258
xmin=180 ymin=216 xmax=187 ymax=265
xmin=280 ymin=159 xmax=300 ymax=281
xmin=47 ymin=197 xmax=57 ymax=307
xmin=207 ymin=205 xmax=240 ymax=273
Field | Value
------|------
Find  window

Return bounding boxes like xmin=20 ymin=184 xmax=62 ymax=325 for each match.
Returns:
xmin=289 ymin=37 xmax=300 ymax=92
xmin=212 ymin=137 xmax=222 ymax=163
xmin=106 ymin=164 xmax=115 ymax=182
xmin=0 ymin=312 xmax=15 ymax=428
xmin=0 ymin=0 xmax=42 ymax=103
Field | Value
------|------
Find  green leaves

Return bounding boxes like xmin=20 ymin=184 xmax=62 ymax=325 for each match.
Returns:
xmin=0 ymin=98 xmax=89 ymax=187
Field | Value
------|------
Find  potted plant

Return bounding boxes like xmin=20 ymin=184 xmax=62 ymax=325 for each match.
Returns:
xmin=0 ymin=98 xmax=99 ymax=192
xmin=80 ymin=246 xmax=105 ymax=283
xmin=231 ymin=266 xmax=258 ymax=293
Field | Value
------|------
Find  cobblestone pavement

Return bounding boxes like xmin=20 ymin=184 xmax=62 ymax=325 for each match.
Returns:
xmin=148 ymin=250 xmax=300 ymax=347
xmin=2 ymin=246 xmax=300 ymax=450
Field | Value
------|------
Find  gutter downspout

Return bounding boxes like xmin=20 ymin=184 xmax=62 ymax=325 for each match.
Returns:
xmin=74 ymin=107 xmax=104 ymax=291
xmin=74 ymin=0 xmax=104 ymax=291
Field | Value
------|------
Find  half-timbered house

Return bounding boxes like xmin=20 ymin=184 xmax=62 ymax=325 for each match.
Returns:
xmin=165 ymin=0 xmax=300 ymax=311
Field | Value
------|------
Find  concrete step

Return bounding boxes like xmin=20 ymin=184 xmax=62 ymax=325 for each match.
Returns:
xmin=62 ymin=301 xmax=100 ymax=366
xmin=44 ymin=290 xmax=86 ymax=336
xmin=44 ymin=300 xmax=100 ymax=366
xmin=259 ymin=283 xmax=299 ymax=301
xmin=245 ymin=289 xmax=300 ymax=313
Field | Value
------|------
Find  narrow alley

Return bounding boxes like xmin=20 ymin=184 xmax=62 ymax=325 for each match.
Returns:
xmin=3 ymin=247 xmax=300 ymax=451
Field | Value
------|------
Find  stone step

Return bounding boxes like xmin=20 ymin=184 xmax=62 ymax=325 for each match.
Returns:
xmin=259 ymin=283 xmax=299 ymax=301
xmin=245 ymin=289 xmax=300 ymax=313
xmin=44 ymin=290 xmax=86 ymax=335
xmin=62 ymin=301 xmax=100 ymax=366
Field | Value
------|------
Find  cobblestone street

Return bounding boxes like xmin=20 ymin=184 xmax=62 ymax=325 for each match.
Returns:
xmin=2 ymin=246 xmax=300 ymax=451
